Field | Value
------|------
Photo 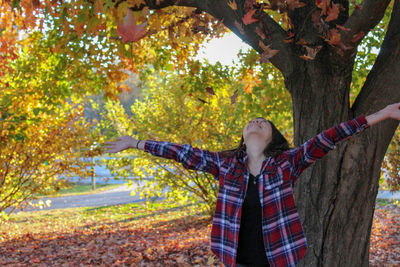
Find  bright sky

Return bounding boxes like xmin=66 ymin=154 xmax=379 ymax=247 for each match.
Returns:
xmin=194 ymin=32 xmax=251 ymax=66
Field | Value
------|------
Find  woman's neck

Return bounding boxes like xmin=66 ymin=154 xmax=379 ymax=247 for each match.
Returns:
xmin=245 ymin=138 xmax=268 ymax=164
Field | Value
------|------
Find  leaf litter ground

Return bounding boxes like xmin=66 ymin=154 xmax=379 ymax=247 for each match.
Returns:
xmin=1 ymin=199 xmax=399 ymax=266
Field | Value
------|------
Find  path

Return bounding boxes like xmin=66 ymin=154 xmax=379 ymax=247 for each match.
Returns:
xmin=8 ymin=187 xmax=399 ymax=213
xmin=9 ymin=183 xmax=166 ymax=213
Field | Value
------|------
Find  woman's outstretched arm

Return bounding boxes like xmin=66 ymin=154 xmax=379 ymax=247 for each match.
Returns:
xmin=103 ymin=136 xmax=222 ymax=178
xmin=281 ymin=102 xmax=400 ymax=181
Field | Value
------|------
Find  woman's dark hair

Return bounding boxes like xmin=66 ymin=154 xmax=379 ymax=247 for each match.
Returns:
xmin=219 ymin=118 xmax=292 ymax=159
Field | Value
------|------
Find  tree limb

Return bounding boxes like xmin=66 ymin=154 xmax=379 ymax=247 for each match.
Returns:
xmin=126 ymin=0 xmax=199 ymax=10
xmin=341 ymin=0 xmax=391 ymax=50
xmin=352 ymin=0 xmax=400 ymax=116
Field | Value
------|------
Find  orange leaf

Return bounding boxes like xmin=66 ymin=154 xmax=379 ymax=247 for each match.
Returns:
xmin=295 ymin=38 xmax=308 ymax=45
xmin=325 ymin=28 xmax=341 ymax=46
xmin=227 ymin=0 xmax=237 ymax=10
xmin=325 ymin=3 xmax=340 ymax=22
xmin=300 ymin=45 xmax=323 ymax=60
xmin=316 ymin=0 xmax=330 ymax=14
xmin=255 ymin=27 xmax=266 ymax=40
xmin=300 ymin=55 xmax=313 ymax=61
xmin=286 ymin=0 xmax=306 ymax=11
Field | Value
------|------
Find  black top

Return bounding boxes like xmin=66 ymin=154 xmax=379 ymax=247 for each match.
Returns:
xmin=236 ymin=173 xmax=270 ymax=267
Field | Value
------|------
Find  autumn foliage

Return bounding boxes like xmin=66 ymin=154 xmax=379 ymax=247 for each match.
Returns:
xmin=0 ymin=1 xmax=104 ymax=217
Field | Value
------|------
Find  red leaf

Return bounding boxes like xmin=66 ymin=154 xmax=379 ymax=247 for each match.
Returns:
xmin=205 ymin=87 xmax=215 ymax=95
xmin=242 ymin=9 xmax=258 ymax=25
xmin=351 ymin=31 xmax=365 ymax=43
xmin=336 ymin=24 xmax=351 ymax=32
xmin=117 ymin=10 xmax=148 ymax=43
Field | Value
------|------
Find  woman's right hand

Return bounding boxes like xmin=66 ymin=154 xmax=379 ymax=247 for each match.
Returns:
xmin=103 ymin=136 xmax=137 ymax=153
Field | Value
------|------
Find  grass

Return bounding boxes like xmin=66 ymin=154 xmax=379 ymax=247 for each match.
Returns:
xmin=37 ymin=182 xmax=124 ymax=198
xmin=375 ymin=198 xmax=400 ymax=208
xmin=0 ymin=199 xmax=209 ymax=239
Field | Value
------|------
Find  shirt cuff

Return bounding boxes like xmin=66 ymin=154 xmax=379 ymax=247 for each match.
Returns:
xmin=143 ymin=140 xmax=152 ymax=152
xmin=355 ymin=114 xmax=371 ymax=130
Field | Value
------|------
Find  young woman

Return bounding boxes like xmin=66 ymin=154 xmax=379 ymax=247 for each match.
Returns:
xmin=104 ymin=103 xmax=400 ymax=267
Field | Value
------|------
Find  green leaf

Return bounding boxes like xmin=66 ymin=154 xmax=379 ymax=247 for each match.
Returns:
xmin=33 ymin=108 xmax=41 ymax=116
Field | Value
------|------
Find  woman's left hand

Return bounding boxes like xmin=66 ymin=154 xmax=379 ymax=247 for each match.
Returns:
xmin=382 ymin=102 xmax=400 ymax=120
xmin=366 ymin=102 xmax=400 ymax=126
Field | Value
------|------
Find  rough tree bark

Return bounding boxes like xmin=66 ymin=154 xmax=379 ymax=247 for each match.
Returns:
xmin=131 ymin=0 xmax=400 ymax=266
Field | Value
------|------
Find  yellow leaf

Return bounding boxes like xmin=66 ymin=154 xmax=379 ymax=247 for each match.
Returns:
xmin=127 ymin=0 xmax=146 ymax=8
xmin=117 ymin=1 xmax=130 ymax=20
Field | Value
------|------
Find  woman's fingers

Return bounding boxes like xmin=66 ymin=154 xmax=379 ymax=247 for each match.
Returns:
xmin=103 ymin=141 xmax=116 ymax=145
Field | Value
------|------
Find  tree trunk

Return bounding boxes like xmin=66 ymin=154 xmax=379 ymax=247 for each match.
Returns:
xmin=289 ymin=3 xmax=400 ymax=266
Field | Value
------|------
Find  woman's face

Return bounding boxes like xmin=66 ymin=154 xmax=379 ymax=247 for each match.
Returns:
xmin=243 ymin=118 xmax=272 ymax=145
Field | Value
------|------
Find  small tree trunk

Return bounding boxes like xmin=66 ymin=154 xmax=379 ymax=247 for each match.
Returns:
xmin=91 ymin=157 xmax=96 ymax=191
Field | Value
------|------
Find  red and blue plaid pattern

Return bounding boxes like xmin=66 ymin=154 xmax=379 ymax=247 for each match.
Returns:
xmin=144 ymin=114 xmax=370 ymax=267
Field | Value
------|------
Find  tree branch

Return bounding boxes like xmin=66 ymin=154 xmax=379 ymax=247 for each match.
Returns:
xmin=126 ymin=0 xmax=199 ymax=10
xmin=352 ymin=0 xmax=400 ymax=116
xmin=341 ymin=0 xmax=391 ymax=50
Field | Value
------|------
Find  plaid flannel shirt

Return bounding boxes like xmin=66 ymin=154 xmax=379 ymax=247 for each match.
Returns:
xmin=143 ymin=114 xmax=370 ymax=267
